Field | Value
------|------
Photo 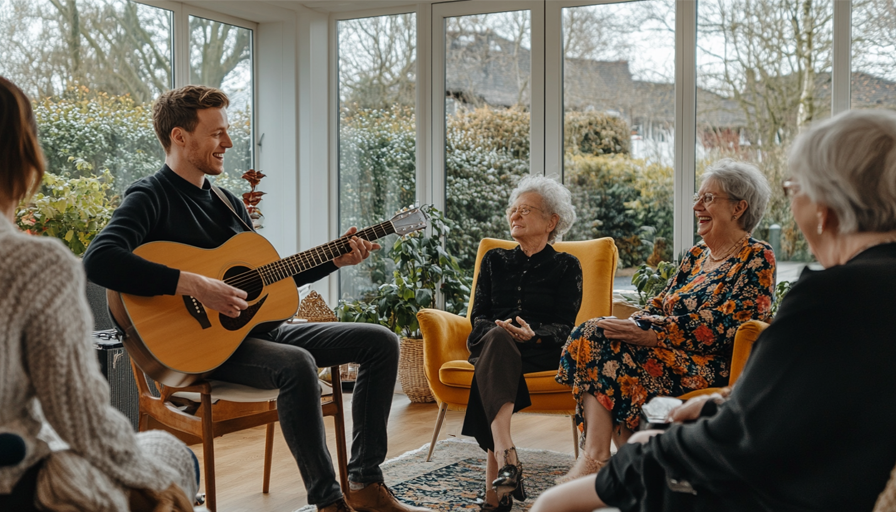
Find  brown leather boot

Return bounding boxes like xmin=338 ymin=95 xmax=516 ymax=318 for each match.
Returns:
xmin=318 ymin=498 xmax=356 ymax=512
xmin=345 ymin=482 xmax=433 ymax=512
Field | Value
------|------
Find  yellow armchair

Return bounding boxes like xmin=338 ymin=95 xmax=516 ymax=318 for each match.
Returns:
xmin=417 ymin=237 xmax=618 ymax=461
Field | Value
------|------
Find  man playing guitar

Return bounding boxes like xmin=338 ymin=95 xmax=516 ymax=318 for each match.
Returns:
xmin=83 ymin=85 xmax=431 ymax=512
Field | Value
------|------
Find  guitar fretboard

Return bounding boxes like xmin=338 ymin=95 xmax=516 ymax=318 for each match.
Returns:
xmin=241 ymin=221 xmax=396 ymax=287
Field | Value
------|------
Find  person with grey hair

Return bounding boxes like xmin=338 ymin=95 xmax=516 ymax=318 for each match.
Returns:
xmin=461 ymin=175 xmax=583 ymax=511
xmin=533 ymin=109 xmax=896 ymax=512
xmin=554 ymin=158 xmax=776 ymax=484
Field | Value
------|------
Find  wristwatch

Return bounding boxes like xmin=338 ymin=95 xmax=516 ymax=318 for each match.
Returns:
xmin=634 ymin=318 xmax=652 ymax=330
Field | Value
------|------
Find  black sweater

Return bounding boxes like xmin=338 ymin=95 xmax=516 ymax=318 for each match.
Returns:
xmin=467 ymin=245 xmax=583 ymax=350
xmin=83 ymin=165 xmax=336 ymax=296
xmin=598 ymin=243 xmax=896 ymax=512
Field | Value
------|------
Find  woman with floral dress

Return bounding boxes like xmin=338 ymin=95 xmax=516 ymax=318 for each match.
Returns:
xmin=555 ymin=159 xmax=776 ymax=483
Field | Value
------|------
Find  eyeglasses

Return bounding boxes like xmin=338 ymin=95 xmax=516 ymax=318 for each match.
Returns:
xmin=782 ymin=179 xmax=801 ymax=198
xmin=693 ymin=192 xmax=731 ymax=206
xmin=506 ymin=204 xmax=544 ymax=217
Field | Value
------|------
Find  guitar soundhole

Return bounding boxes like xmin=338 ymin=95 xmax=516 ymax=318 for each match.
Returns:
xmin=223 ymin=265 xmax=263 ymax=301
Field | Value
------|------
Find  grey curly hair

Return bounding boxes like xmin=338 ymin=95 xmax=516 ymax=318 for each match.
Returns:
xmin=508 ymin=175 xmax=577 ymax=243
xmin=702 ymin=158 xmax=771 ymax=233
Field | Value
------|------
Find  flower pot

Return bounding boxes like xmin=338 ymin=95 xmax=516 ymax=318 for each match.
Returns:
xmin=398 ymin=337 xmax=434 ymax=403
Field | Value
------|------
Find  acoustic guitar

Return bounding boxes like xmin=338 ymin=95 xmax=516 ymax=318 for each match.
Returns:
xmin=107 ymin=207 xmax=428 ymax=387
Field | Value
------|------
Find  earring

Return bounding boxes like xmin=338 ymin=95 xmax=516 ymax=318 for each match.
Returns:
xmin=817 ymin=223 xmax=824 ymax=235
xmin=732 ymin=215 xmax=739 ymax=221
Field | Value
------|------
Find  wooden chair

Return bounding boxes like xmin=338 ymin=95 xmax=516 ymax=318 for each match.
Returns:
xmin=130 ymin=361 xmax=349 ymax=512
xmin=417 ymin=237 xmax=618 ymax=461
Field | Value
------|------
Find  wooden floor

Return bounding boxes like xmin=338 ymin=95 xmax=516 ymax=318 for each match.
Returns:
xmin=193 ymin=391 xmax=578 ymax=512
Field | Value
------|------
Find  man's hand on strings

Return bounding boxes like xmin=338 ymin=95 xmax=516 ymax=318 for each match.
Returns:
xmin=333 ymin=227 xmax=381 ymax=268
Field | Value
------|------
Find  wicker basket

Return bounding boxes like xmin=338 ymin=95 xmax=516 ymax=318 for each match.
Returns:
xmin=295 ymin=291 xmax=359 ymax=384
xmin=399 ymin=337 xmax=434 ymax=403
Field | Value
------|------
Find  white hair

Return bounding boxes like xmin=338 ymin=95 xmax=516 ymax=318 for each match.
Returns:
xmin=702 ymin=158 xmax=771 ymax=233
xmin=508 ymin=175 xmax=577 ymax=243
xmin=789 ymin=109 xmax=896 ymax=234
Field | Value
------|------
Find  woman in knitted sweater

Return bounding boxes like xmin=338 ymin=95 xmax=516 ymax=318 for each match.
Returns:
xmin=0 ymin=76 xmax=198 ymax=511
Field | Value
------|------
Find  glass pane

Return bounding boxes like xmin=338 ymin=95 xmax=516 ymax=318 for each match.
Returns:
xmin=562 ymin=1 xmax=675 ymax=278
xmin=0 ymin=0 xmax=172 ymax=195
xmin=445 ymin=10 xmax=531 ymax=269
xmin=337 ymin=14 xmax=417 ymax=299
xmin=190 ymin=15 xmax=254 ymax=194
xmin=696 ymin=0 xmax=830 ymax=281
xmin=851 ymin=0 xmax=896 ymax=111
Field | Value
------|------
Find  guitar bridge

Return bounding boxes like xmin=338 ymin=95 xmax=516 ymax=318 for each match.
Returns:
xmin=183 ymin=296 xmax=212 ymax=329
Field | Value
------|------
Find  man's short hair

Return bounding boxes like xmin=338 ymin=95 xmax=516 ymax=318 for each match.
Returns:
xmin=152 ymin=85 xmax=230 ymax=152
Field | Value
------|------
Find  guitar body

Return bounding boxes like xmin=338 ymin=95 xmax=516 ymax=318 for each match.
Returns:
xmin=109 ymin=231 xmax=299 ymax=387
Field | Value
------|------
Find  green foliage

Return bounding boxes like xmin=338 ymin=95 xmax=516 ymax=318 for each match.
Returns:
xmin=770 ymin=280 xmax=793 ymax=317
xmin=622 ymin=261 xmax=678 ymax=308
xmin=564 ymin=111 xmax=631 ymax=156
xmin=335 ymin=208 xmax=472 ymax=338
xmin=15 ymin=171 xmax=117 ymax=256
xmin=33 ymin=86 xmax=252 ymax=197
xmin=565 ymin=154 xmax=672 ymax=267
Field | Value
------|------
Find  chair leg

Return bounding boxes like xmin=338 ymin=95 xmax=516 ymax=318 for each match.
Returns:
xmin=263 ymin=402 xmax=275 ymax=494
xmin=331 ymin=366 xmax=349 ymax=494
xmin=571 ymin=416 xmax=579 ymax=459
xmin=201 ymin=393 xmax=216 ymax=512
xmin=426 ymin=402 xmax=448 ymax=462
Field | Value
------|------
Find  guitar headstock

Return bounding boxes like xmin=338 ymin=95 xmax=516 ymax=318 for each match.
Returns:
xmin=390 ymin=205 xmax=429 ymax=236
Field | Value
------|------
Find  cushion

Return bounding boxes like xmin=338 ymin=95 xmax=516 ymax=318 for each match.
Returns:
xmin=439 ymin=360 xmax=571 ymax=395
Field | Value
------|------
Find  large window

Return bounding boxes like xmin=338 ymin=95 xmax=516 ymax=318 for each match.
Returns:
xmin=0 ymin=0 xmax=173 ymax=194
xmin=443 ymin=9 xmax=533 ymax=268
xmin=851 ymin=0 xmax=896 ymax=111
xmin=190 ymin=15 xmax=255 ymax=193
xmin=696 ymin=0 xmax=832 ymax=269
xmin=0 ymin=1 xmax=255 ymax=194
xmin=562 ymin=1 xmax=675 ymax=269
xmin=337 ymin=13 xmax=417 ymax=299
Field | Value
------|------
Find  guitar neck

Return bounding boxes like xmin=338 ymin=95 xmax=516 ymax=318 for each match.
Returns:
xmin=254 ymin=221 xmax=396 ymax=286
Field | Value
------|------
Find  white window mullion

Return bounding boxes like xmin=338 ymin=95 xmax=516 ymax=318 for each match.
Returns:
xmin=674 ymin=0 xmax=697 ymax=259
xmin=530 ymin=1 xmax=546 ymax=176
xmin=173 ymin=4 xmax=189 ymax=87
xmin=832 ymin=0 xmax=852 ymax=115
xmin=417 ymin=3 xmax=433 ymax=207
xmin=544 ymin=1 xmax=564 ymax=180
xmin=430 ymin=6 xmax=447 ymax=214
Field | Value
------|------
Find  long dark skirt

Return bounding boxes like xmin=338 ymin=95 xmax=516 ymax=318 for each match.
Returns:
xmin=461 ymin=326 xmax=562 ymax=452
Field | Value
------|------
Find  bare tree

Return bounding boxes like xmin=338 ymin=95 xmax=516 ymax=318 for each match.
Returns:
xmin=338 ymin=14 xmax=416 ymax=108
xmin=698 ymin=0 xmax=833 ymax=147
xmin=190 ymin=16 xmax=251 ymax=90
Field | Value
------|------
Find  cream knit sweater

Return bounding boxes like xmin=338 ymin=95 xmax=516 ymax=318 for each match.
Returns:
xmin=0 ymin=217 xmax=197 ymax=510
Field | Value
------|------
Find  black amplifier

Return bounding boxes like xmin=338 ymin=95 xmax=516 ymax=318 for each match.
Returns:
xmin=93 ymin=329 xmax=140 ymax=431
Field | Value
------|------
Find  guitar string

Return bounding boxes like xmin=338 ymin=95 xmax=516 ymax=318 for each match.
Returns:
xmin=221 ymin=222 xmax=394 ymax=291
xmin=222 ymin=225 xmax=383 ymax=290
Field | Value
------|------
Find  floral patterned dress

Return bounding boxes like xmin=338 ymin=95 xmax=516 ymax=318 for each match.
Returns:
xmin=556 ymin=238 xmax=776 ymax=431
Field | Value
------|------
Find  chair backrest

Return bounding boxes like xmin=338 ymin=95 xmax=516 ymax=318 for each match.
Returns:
xmin=728 ymin=320 xmax=769 ymax=386
xmin=466 ymin=238 xmax=619 ymax=324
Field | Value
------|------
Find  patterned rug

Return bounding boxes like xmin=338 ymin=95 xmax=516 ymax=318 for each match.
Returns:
xmin=296 ymin=438 xmax=576 ymax=511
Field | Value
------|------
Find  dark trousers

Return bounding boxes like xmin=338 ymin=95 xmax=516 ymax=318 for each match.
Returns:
xmin=210 ymin=321 xmax=399 ymax=507
xmin=461 ymin=327 xmax=561 ymax=452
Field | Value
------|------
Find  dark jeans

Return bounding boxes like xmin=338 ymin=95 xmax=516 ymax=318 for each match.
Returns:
xmin=210 ymin=321 xmax=399 ymax=507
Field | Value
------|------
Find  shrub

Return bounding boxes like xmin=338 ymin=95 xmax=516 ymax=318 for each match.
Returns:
xmin=564 ymin=111 xmax=631 ymax=156
xmin=33 ymin=86 xmax=252 ymax=197
xmin=15 ymin=171 xmax=117 ymax=256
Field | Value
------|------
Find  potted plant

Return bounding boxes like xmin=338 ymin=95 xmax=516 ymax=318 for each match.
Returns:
xmin=336 ymin=207 xmax=471 ymax=402
xmin=616 ymin=261 xmax=677 ymax=317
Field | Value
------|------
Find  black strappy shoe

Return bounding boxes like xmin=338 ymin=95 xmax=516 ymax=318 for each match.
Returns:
xmin=492 ymin=447 xmax=527 ymax=502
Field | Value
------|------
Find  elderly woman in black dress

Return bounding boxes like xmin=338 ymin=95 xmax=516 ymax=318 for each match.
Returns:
xmin=532 ymin=108 xmax=896 ymax=512
xmin=462 ymin=175 xmax=583 ymax=511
